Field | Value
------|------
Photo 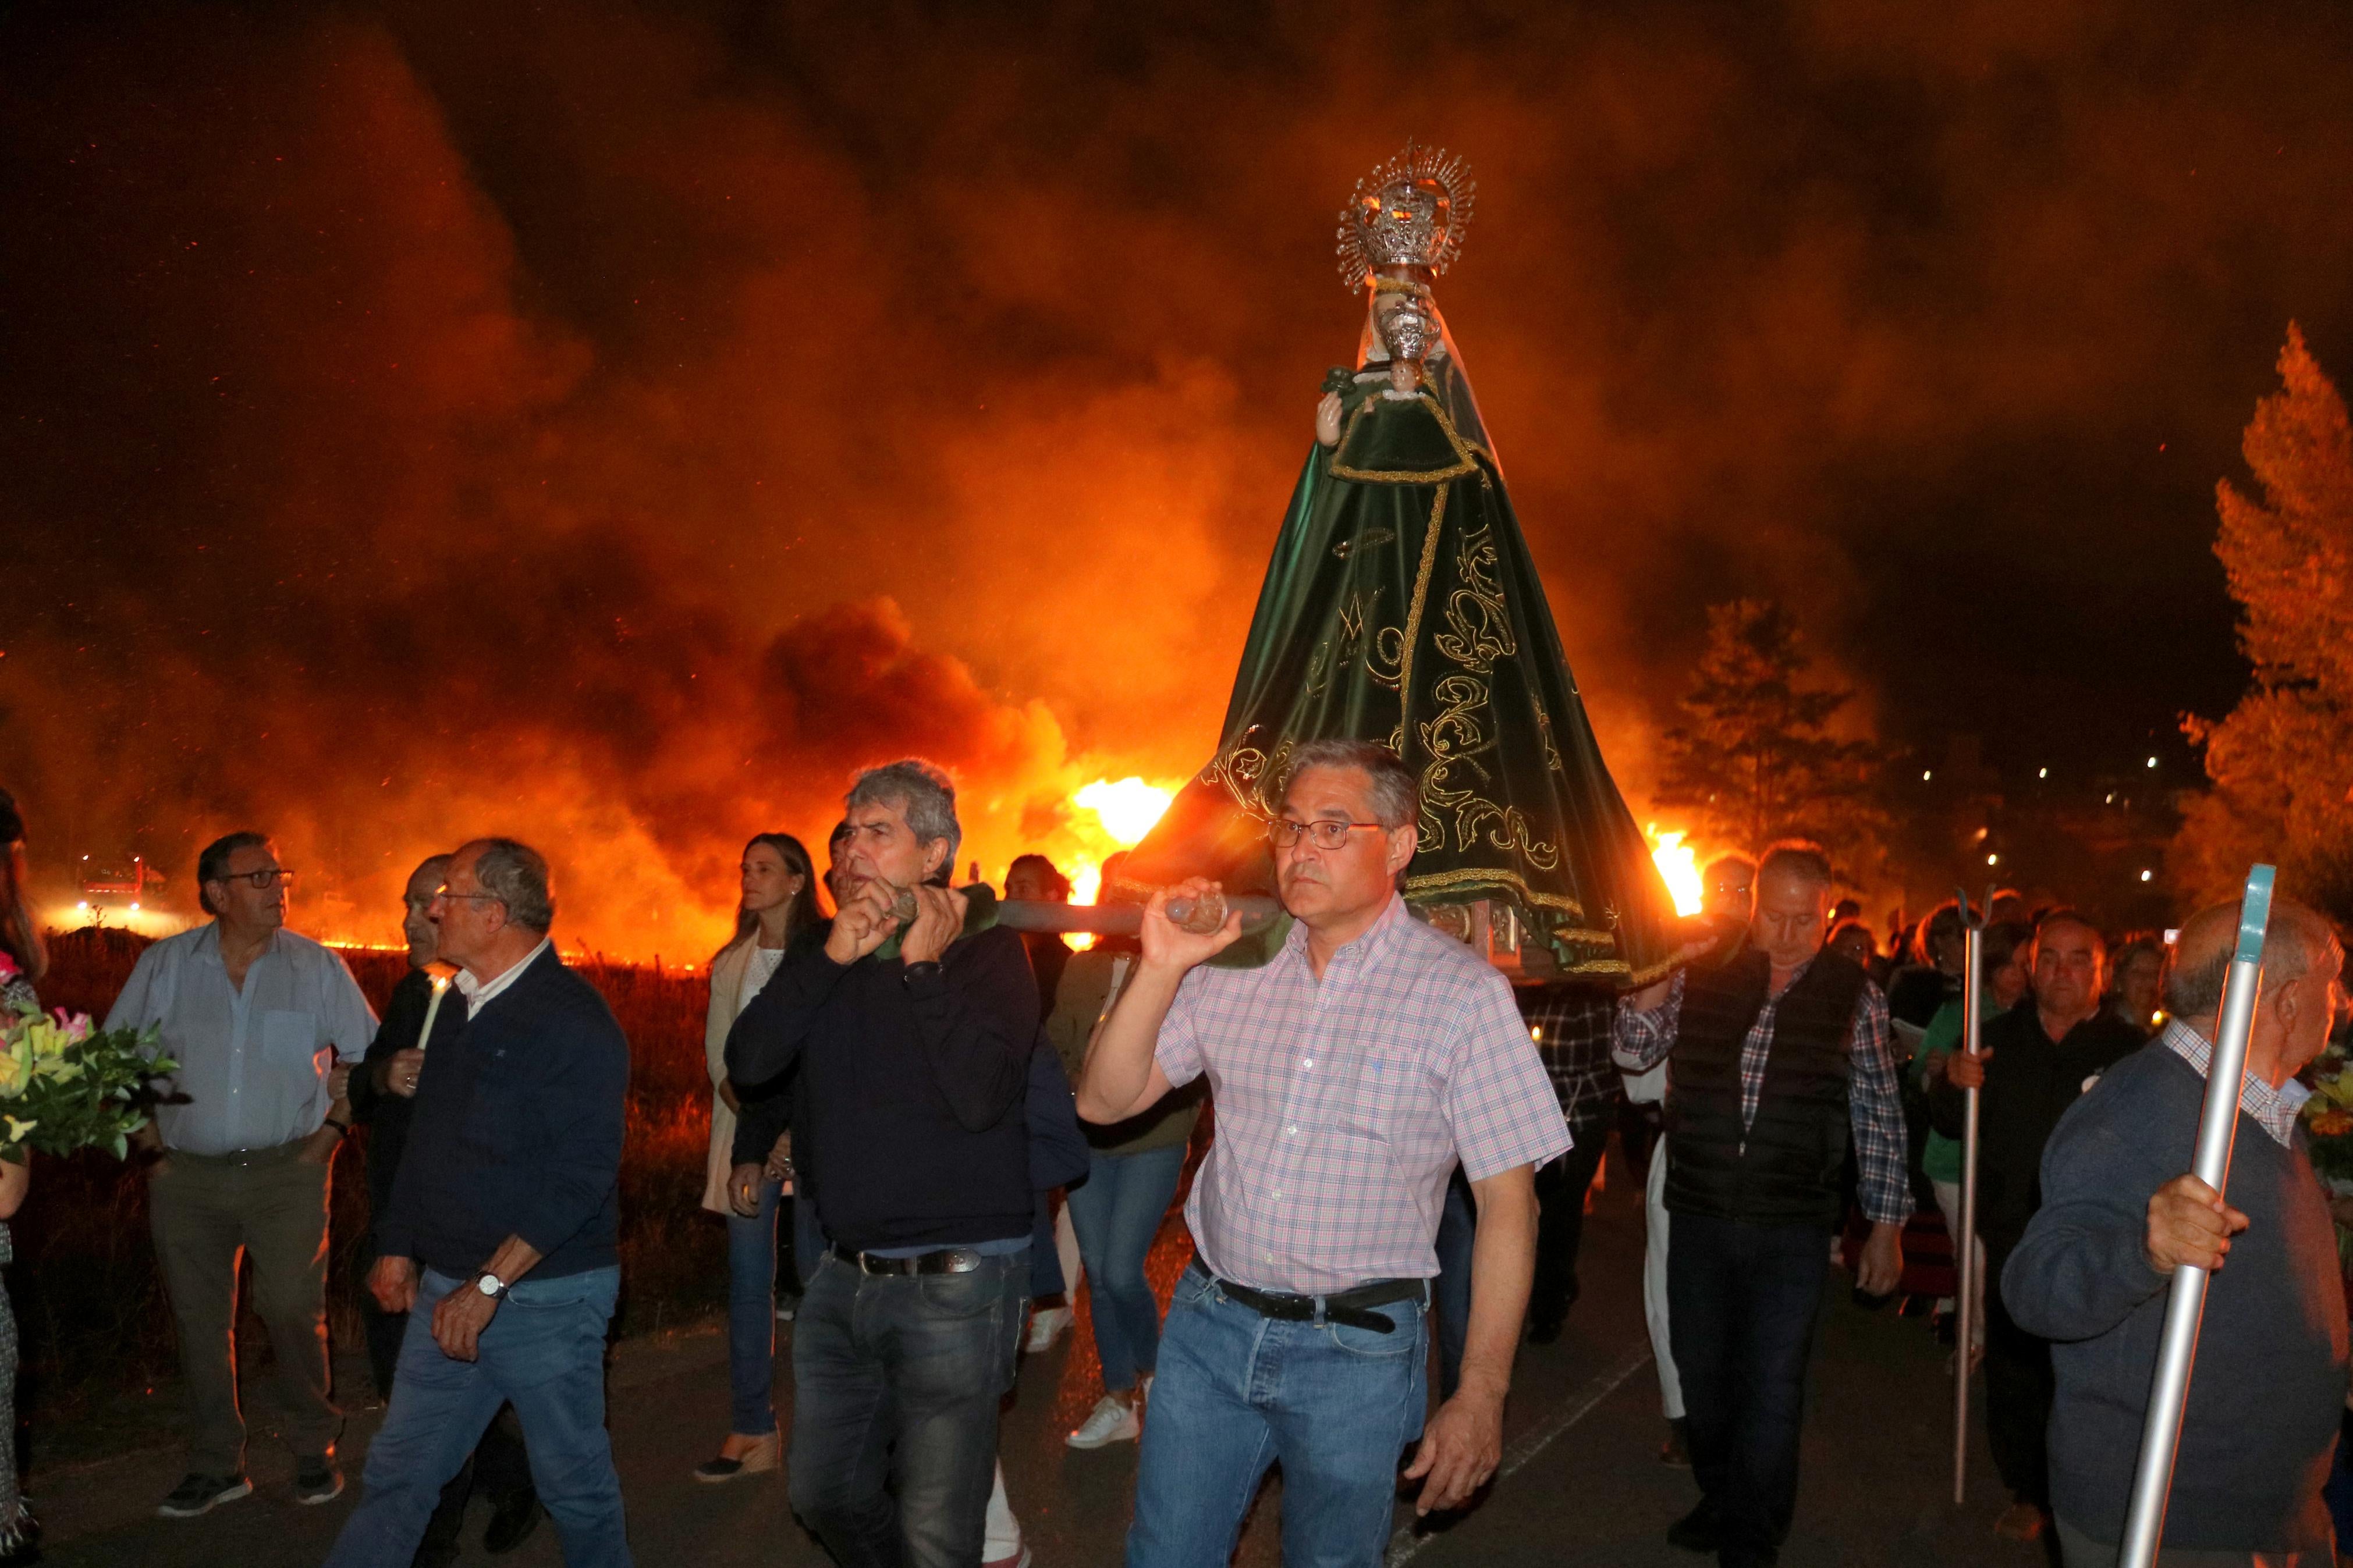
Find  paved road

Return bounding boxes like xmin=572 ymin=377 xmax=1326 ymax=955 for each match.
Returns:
xmin=31 ymin=1156 xmax=2049 ymax=1566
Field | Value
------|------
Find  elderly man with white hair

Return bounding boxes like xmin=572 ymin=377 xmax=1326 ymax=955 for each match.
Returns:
xmin=2005 ymin=895 xmax=2350 ymax=1566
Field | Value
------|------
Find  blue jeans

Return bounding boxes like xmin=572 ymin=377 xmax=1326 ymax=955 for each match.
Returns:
xmin=789 ymin=1250 xmax=1027 ymax=1568
xmin=1067 ymin=1144 xmax=1185 ymax=1390
xmin=727 ymin=1177 xmax=782 ymax=1434
xmin=326 ymin=1266 xmax=629 ymax=1568
xmin=1126 ymin=1263 xmax=1428 ymax=1568
xmin=1667 ymin=1213 xmax=1830 ymax=1567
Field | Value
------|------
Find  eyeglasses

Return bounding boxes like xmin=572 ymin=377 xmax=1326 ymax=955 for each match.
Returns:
xmin=1268 ymin=819 xmax=1387 ymax=851
xmin=434 ymin=887 xmax=506 ymax=907
xmin=216 ymin=868 xmax=295 ymax=890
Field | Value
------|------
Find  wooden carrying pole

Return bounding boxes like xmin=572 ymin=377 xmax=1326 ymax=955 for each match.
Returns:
xmin=1952 ymin=894 xmax=1985 ymax=1506
xmin=2117 ymin=864 xmax=2276 ymax=1566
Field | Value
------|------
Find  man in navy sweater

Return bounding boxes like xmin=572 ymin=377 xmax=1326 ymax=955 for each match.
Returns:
xmin=326 ymin=839 xmax=633 ymax=1568
xmin=2005 ymin=895 xmax=2348 ymax=1565
xmin=729 ymin=760 xmax=1039 ymax=1568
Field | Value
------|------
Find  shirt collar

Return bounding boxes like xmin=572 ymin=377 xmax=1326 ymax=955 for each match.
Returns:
xmin=2159 ymin=1018 xmax=2299 ymax=1148
xmin=197 ymin=922 xmax=281 ymax=969
xmin=1284 ymin=891 xmax=1407 ymax=974
xmin=455 ymin=936 xmax=553 ymax=1013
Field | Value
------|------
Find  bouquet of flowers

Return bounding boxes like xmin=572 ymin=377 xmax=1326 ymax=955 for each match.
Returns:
xmin=0 ymin=972 xmax=178 ymax=1162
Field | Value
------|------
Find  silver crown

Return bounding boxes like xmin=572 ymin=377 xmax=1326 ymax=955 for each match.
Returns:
xmin=1336 ymin=141 xmax=1475 ymax=290
xmin=1379 ymin=296 xmax=1439 ymax=364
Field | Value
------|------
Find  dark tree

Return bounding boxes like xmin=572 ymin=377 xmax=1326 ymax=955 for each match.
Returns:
xmin=1653 ymin=599 xmax=1887 ymax=870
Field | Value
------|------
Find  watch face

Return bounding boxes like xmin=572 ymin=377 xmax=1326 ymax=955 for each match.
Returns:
xmin=477 ymin=1275 xmax=501 ymax=1297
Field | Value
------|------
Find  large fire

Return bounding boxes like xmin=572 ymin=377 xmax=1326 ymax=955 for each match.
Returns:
xmin=1647 ymin=824 xmax=1705 ymax=918
xmin=1049 ymin=777 xmax=1176 ymax=945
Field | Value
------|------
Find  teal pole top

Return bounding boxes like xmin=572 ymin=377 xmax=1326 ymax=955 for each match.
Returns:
xmin=2236 ymin=866 xmax=2277 ymax=963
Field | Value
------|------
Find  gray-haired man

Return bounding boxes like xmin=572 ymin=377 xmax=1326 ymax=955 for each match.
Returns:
xmin=328 ymin=839 xmax=633 ymax=1568
xmin=729 ymin=760 xmax=1042 ymax=1568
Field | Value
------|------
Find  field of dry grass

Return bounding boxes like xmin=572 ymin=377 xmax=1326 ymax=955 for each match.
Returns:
xmin=13 ymin=926 xmax=726 ymax=1422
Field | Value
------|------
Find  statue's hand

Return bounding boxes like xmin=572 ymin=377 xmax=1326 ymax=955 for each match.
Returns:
xmin=1315 ymin=390 xmax=1344 ymax=448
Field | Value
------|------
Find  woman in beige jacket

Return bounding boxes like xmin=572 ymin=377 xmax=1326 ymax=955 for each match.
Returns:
xmin=696 ymin=833 xmax=824 ymax=1482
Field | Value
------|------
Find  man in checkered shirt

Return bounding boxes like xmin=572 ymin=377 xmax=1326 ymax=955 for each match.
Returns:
xmin=1614 ymin=840 xmax=1909 ymax=1567
xmin=1078 ymin=739 xmax=1568 ymax=1568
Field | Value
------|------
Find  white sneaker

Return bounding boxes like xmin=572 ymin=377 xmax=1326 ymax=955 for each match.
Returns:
xmin=1066 ymin=1392 xmax=1141 ymax=1449
xmin=1025 ymin=1305 xmax=1073 ymax=1353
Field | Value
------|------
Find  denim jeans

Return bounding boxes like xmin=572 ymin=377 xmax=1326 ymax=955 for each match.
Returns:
xmin=788 ymin=1250 xmax=1027 ymax=1568
xmin=1126 ymin=1263 xmax=1427 ymax=1568
xmin=727 ymin=1177 xmax=782 ymax=1435
xmin=1066 ymin=1145 xmax=1184 ymax=1391
xmin=326 ymin=1266 xmax=629 ymax=1568
xmin=1667 ymin=1213 xmax=1830 ymax=1567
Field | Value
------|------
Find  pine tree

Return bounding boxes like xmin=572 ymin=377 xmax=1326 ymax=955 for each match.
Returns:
xmin=1652 ymin=599 xmax=1886 ymax=868
xmin=2172 ymin=325 xmax=2353 ymax=922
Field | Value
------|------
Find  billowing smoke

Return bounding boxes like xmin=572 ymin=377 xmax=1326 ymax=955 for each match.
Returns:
xmin=6 ymin=1 xmax=2352 ymax=953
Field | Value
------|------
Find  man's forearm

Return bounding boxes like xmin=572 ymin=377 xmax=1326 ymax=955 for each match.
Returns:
xmin=1077 ymin=962 xmax=1180 ymax=1122
xmin=478 ymin=1233 xmax=546 ymax=1286
xmin=1457 ymin=1167 xmax=1539 ymax=1402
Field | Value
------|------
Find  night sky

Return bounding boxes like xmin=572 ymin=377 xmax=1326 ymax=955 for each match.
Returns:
xmin=6 ymin=1 xmax=2352 ymax=949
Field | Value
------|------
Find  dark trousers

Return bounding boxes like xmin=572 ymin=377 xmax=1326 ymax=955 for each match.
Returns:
xmin=148 ymin=1146 xmax=339 ymax=1474
xmin=1433 ymin=1169 xmax=1477 ymax=1402
xmin=788 ymin=1251 xmax=1027 ymax=1568
xmin=1668 ymin=1212 xmax=1831 ymax=1567
xmin=1529 ymin=1134 xmax=1612 ymax=1331
xmin=361 ymin=1247 xmax=535 ymax=1553
xmin=1983 ymin=1246 xmax=2053 ymax=1507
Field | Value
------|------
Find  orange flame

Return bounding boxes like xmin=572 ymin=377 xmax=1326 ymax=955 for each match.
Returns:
xmin=1646 ymin=823 xmax=1705 ymax=918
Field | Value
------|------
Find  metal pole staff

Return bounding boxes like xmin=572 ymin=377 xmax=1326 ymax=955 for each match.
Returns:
xmin=2117 ymin=863 xmax=2276 ymax=1567
xmin=1952 ymin=890 xmax=1985 ymax=1506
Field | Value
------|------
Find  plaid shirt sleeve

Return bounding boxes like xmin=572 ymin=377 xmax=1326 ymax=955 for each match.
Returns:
xmin=1445 ymin=970 xmax=1574 ymax=1182
xmin=1847 ymin=982 xmax=1912 ymax=1226
xmin=1152 ymin=966 xmax=1209 ymax=1088
xmin=1612 ymin=970 xmax=1683 ymax=1072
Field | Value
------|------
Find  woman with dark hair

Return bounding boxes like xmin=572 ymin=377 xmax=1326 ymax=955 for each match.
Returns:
xmin=0 ymin=790 xmax=45 ymax=992
xmin=695 ymin=833 xmax=825 ymax=1482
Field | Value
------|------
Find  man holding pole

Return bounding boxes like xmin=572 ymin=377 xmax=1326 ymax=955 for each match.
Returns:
xmin=1932 ymin=911 xmax=2145 ymax=1543
xmin=2004 ymin=897 xmax=2347 ymax=1566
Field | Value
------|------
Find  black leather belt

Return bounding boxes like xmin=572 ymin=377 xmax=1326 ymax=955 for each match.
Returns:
xmin=1192 ymin=1261 xmax=1426 ymax=1334
xmin=831 ymin=1243 xmax=985 ymax=1276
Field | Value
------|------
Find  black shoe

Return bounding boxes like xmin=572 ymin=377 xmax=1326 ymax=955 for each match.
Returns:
xmin=293 ymin=1456 xmax=345 ymax=1506
xmin=1665 ymin=1501 xmax=1720 ymax=1553
xmin=484 ymin=1492 xmax=544 ymax=1555
xmin=1658 ymin=1416 xmax=1692 ymax=1469
xmin=1525 ymin=1313 xmax=1564 ymax=1345
xmin=157 ymin=1472 xmax=254 ymax=1519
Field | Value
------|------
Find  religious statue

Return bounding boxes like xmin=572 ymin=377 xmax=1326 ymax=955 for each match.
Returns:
xmin=1119 ymin=143 xmax=1678 ymax=982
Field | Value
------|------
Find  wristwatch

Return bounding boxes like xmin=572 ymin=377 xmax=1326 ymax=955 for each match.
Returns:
xmin=902 ymin=960 xmax=943 ymax=987
xmin=473 ymin=1271 xmax=510 ymax=1300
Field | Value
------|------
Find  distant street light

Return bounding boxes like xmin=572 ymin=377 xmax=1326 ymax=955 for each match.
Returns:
xmin=1987 ymin=854 xmax=1999 ymax=866
xmin=2038 ymin=767 xmax=2049 ymax=779
xmin=2146 ymin=756 xmax=2159 ymax=768
xmin=1922 ymin=770 xmax=1932 ymax=781
xmin=2141 ymin=869 xmax=2154 ymax=882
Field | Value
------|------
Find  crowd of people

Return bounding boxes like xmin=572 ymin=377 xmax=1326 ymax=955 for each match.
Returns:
xmin=1 ymin=753 xmax=2350 ymax=1568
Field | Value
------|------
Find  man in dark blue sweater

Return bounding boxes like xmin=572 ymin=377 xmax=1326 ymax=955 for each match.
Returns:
xmin=327 ymin=839 xmax=633 ymax=1568
xmin=2005 ymin=895 xmax=2348 ymax=1565
xmin=729 ymin=760 xmax=1039 ymax=1568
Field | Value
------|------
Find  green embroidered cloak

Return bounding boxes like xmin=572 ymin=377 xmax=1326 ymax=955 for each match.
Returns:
xmin=1119 ymin=366 xmax=1679 ymax=983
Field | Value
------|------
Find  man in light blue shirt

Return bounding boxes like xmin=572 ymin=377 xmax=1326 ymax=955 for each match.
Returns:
xmin=106 ymin=831 xmax=375 ymax=1518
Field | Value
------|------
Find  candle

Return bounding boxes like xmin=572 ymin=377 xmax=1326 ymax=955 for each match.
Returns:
xmin=417 ymin=973 xmax=450 ymax=1053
